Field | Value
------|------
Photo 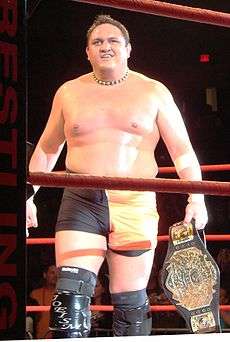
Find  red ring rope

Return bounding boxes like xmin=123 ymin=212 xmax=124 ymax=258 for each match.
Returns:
xmin=26 ymin=234 xmax=230 ymax=245
xmin=159 ymin=164 xmax=230 ymax=174
xmin=26 ymin=304 xmax=230 ymax=312
xmin=74 ymin=0 xmax=230 ymax=28
xmin=29 ymin=172 xmax=230 ymax=196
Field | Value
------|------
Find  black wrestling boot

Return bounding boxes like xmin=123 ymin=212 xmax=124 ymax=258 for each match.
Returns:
xmin=52 ymin=330 xmax=88 ymax=338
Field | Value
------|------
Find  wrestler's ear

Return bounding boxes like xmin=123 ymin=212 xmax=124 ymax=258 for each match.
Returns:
xmin=126 ymin=43 xmax=131 ymax=59
xmin=86 ymin=46 xmax=90 ymax=60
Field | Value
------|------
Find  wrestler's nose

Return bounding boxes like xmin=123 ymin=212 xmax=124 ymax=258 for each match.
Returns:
xmin=100 ymin=40 xmax=112 ymax=51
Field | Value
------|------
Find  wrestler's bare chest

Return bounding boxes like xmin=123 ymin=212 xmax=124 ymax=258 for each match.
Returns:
xmin=62 ymin=83 xmax=159 ymax=146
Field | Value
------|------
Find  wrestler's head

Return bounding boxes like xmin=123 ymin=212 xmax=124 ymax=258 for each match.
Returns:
xmin=43 ymin=264 xmax=57 ymax=288
xmin=86 ymin=14 xmax=130 ymax=46
xmin=86 ymin=15 xmax=131 ymax=74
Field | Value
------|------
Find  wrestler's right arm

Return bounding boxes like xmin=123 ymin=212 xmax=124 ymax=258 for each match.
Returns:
xmin=27 ymin=86 xmax=66 ymax=228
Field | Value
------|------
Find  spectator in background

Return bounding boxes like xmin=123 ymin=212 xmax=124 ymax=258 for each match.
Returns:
xmin=217 ymin=249 xmax=230 ymax=272
xmin=93 ymin=277 xmax=106 ymax=305
xmin=219 ymin=287 xmax=230 ymax=330
xmin=26 ymin=296 xmax=39 ymax=339
xmin=91 ymin=278 xmax=107 ymax=335
xmin=91 ymin=270 xmax=113 ymax=336
xmin=217 ymin=248 xmax=230 ymax=289
xmin=30 ymin=265 xmax=57 ymax=339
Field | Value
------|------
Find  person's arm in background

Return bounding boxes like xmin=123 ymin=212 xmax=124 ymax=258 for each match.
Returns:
xmin=27 ymin=85 xmax=66 ymax=229
xmin=156 ymin=82 xmax=208 ymax=229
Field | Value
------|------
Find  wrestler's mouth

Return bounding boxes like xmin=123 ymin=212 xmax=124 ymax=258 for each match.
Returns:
xmin=101 ymin=54 xmax=114 ymax=59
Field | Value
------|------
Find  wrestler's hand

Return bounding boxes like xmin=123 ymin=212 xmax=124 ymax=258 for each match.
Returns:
xmin=26 ymin=197 xmax=38 ymax=230
xmin=184 ymin=199 xmax=208 ymax=230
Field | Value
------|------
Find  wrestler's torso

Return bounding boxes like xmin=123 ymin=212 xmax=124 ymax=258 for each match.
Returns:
xmin=61 ymin=71 xmax=160 ymax=177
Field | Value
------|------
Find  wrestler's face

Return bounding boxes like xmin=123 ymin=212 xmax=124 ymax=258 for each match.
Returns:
xmin=86 ymin=23 xmax=131 ymax=73
xmin=44 ymin=265 xmax=57 ymax=287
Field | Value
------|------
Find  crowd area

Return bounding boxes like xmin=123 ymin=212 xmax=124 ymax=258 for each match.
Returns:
xmin=26 ymin=247 xmax=230 ymax=338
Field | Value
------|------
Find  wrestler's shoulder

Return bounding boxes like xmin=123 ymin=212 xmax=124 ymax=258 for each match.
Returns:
xmin=30 ymin=287 xmax=42 ymax=298
xmin=54 ymin=74 xmax=91 ymax=94
xmin=130 ymin=70 xmax=171 ymax=94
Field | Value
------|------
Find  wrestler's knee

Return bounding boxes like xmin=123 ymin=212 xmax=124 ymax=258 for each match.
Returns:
xmin=111 ymin=289 xmax=152 ymax=336
xmin=49 ymin=266 xmax=97 ymax=338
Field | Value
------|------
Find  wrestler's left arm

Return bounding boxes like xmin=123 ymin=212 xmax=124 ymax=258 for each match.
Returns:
xmin=155 ymin=82 xmax=208 ymax=229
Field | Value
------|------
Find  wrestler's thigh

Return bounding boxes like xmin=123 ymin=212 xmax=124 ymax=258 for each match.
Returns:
xmin=107 ymin=249 xmax=155 ymax=293
xmin=55 ymin=230 xmax=107 ymax=275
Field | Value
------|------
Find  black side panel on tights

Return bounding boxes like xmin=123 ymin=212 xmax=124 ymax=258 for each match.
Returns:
xmin=55 ymin=188 xmax=110 ymax=235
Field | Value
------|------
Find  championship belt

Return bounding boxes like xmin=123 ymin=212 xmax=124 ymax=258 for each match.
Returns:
xmin=161 ymin=220 xmax=221 ymax=333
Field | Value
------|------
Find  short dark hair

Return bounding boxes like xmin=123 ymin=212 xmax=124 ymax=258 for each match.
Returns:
xmin=42 ymin=264 xmax=55 ymax=274
xmin=87 ymin=14 xmax=130 ymax=46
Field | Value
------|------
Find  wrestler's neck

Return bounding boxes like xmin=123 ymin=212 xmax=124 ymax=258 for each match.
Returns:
xmin=93 ymin=65 xmax=129 ymax=82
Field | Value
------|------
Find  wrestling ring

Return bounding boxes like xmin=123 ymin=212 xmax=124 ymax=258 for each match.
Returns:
xmin=26 ymin=0 xmax=230 ymax=337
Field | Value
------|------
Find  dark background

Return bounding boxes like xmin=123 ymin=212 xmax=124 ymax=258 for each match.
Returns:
xmin=27 ymin=0 xmax=230 ymax=285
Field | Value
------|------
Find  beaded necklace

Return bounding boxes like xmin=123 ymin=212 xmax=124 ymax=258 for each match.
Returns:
xmin=92 ymin=69 xmax=129 ymax=86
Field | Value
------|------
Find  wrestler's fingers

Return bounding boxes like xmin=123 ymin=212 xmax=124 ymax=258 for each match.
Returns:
xmin=184 ymin=214 xmax=207 ymax=230
xmin=26 ymin=201 xmax=38 ymax=227
xmin=31 ymin=216 xmax=38 ymax=227
xmin=26 ymin=215 xmax=38 ymax=228
xmin=28 ymin=218 xmax=38 ymax=228
xmin=183 ymin=207 xmax=193 ymax=225
xmin=194 ymin=219 xmax=206 ymax=230
xmin=26 ymin=219 xmax=32 ymax=228
xmin=194 ymin=214 xmax=208 ymax=230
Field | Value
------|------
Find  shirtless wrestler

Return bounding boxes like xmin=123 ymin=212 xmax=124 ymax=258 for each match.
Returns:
xmin=26 ymin=15 xmax=208 ymax=337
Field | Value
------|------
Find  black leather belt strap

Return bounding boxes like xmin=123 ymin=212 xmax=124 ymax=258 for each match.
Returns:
xmin=161 ymin=220 xmax=221 ymax=333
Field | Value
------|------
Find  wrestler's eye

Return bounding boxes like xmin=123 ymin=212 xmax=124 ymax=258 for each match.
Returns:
xmin=110 ymin=39 xmax=122 ymax=46
xmin=92 ymin=40 xmax=102 ymax=46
